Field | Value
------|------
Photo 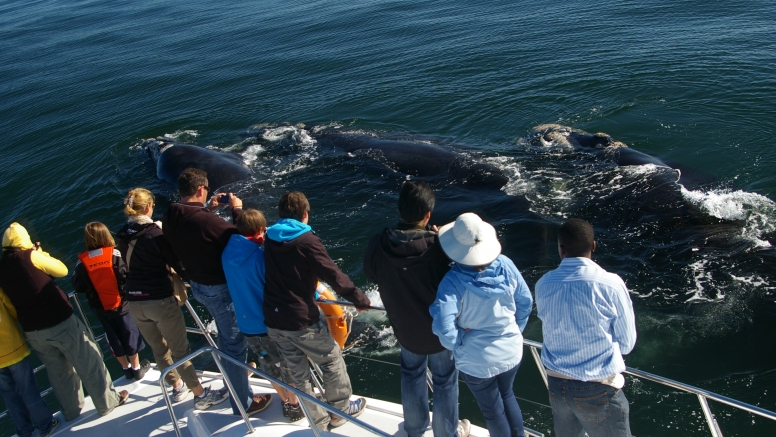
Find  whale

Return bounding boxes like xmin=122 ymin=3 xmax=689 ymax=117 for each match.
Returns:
xmin=144 ymin=137 xmax=251 ymax=191
xmin=530 ymin=124 xmax=670 ymax=167
xmin=312 ymin=130 xmax=510 ymax=189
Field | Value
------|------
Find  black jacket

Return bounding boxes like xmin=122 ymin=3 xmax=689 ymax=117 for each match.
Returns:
xmin=363 ymin=223 xmax=451 ymax=355
xmin=72 ymin=247 xmax=129 ymax=315
xmin=0 ymin=250 xmax=72 ymax=332
xmin=263 ymin=231 xmax=370 ymax=331
xmin=161 ymin=202 xmax=241 ymax=286
xmin=116 ymin=222 xmax=183 ymax=301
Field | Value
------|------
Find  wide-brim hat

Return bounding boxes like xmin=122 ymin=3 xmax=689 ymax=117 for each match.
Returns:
xmin=438 ymin=213 xmax=501 ymax=266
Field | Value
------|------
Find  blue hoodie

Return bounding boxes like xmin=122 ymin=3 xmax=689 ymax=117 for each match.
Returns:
xmin=430 ymin=255 xmax=533 ymax=378
xmin=222 ymin=234 xmax=267 ymax=335
xmin=266 ymin=218 xmax=311 ymax=242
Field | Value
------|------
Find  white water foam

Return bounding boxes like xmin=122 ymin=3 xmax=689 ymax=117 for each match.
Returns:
xmin=684 ymin=259 xmax=721 ymax=302
xmin=260 ymin=126 xmax=317 ymax=146
xmin=681 ymin=187 xmax=776 ymax=247
xmin=240 ymin=144 xmax=264 ymax=166
xmin=163 ymin=129 xmax=199 ymax=140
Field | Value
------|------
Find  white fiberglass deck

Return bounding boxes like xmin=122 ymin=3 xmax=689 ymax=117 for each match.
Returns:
xmin=37 ymin=365 xmax=489 ymax=437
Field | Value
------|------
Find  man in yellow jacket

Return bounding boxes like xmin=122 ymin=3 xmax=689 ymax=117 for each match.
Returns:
xmin=0 ymin=223 xmax=128 ymax=421
xmin=0 ymin=287 xmax=58 ymax=437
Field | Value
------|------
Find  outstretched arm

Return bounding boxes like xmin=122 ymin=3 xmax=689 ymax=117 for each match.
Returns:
xmin=513 ymin=270 xmax=533 ymax=332
xmin=611 ymin=280 xmax=637 ymax=355
xmin=430 ymin=276 xmax=463 ymax=351
xmin=31 ymin=249 xmax=68 ymax=277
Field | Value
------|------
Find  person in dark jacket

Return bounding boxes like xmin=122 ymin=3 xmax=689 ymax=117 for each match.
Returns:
xmin=160 ymin=168 xmax=259 ymax=415
xmin=118 ymin=188 xmax=227 ymax=410
xmin=72 ymin=221 xmax=149 ymax=381
xmin=0 ymin=222 xmax=128 ymax=421
xmin=263 ymin=191 xmax=371 ymax=430
xmin=363 ymin=180 xmax=469 ymax=437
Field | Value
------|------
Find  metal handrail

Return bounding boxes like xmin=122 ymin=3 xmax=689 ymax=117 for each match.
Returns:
xmin=8 ymin=292 xmax=775 ymax=437
xmin=160 ymin=346 xmax=392 ymax=437
xmin=321 ymin=299 xmax=776 ymax=437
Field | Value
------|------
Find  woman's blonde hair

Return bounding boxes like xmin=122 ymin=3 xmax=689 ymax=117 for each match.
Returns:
xmin=84 ymin=222 xmax=115 ymax=250
xmin=124 ymin=188 xmax=155 ymax=216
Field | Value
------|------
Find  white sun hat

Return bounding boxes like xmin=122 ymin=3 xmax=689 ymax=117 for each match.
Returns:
xmin=438 ymin=213 xmax=501 ymax=266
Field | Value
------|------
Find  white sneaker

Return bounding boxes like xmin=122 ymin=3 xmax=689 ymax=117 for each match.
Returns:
xmin=329 ymin=398 xmax=367 ymax=428
xmin=457 ymin=419 xmax=471 ymax=437
xmin=171 ymin=383 xmax=191 ymax=403
xmin=194 ymin=386 xmax=230 ymax=410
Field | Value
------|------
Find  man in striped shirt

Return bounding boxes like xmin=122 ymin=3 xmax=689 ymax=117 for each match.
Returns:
xmin=535 ymin=218 xmax=637 ymax=437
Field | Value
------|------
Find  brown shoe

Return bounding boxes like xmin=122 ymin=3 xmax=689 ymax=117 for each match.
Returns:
xmin=118 ymin=390 xmax=130 ymax=406
xmin=246 ymin=394 xmax=272 ymax=416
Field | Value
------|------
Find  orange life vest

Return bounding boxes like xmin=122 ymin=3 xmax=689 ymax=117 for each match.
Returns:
xmin=78 ymin=247 xmax=122 ymax=311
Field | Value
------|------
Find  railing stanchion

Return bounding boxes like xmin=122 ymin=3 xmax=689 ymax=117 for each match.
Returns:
xmin=68 ymin=292 xmax=98 ymax=347
xmin=530 ymin=345 xmax=548 ymax=388
xmin=209 ymin=350 xmax=254 ymax=434
xmin=699 ymin=394 xmax=724 ymax=437
xmin=184 ymin=299 xmax=218 ymax=349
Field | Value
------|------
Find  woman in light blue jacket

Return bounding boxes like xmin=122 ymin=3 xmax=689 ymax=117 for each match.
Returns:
xmin=431 ymin=213 xmax=532 ymax=437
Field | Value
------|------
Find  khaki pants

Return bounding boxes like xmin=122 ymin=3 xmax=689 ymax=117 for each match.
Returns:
xmin=25 ymin=314 xmax=120 ymax=420
xmin=127 ymin=298 xmax=199 ymax=390
xmin=268 ymin=319 xmax=352 ymax=430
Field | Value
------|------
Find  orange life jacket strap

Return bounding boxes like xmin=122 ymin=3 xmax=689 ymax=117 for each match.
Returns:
xmin=77 ymin=247 xmax=122 ymax=311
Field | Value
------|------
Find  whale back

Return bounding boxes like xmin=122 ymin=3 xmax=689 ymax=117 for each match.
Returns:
xmin=153 ymin=142 xmax=250 ymax=191
xmin=314 ymin=132 xmax=508 ymax=188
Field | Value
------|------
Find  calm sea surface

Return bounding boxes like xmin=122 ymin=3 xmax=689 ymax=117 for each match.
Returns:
xmin=2 ymin=1 xmax=776 ymax=436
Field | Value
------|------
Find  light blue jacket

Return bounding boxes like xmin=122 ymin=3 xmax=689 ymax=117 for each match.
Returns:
xmin=222 ymin=234 xmax=267 ymax=335
xmin=430 ymin=255 xmax=533 ymax=378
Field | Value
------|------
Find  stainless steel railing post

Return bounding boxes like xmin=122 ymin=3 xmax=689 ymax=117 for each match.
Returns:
xmin=699 ymin=394 xmax=724 ymax=437
xmin=160 ymin=346 xmax=391 ymax=437
xmin=68 ymin=292 xmax=99 ymax=346
xmin=208 ymin=349 xmax=254 ymax=434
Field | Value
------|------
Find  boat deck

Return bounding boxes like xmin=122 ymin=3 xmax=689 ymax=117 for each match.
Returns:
xmin=40 ymin=365 xmax=491 ymax=437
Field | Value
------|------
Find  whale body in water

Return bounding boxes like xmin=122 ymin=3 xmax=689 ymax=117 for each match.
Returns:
xmin=312 ymin=130 xmax=510 ymax=189
xmin=143 ymin=125 xmax=675 ymax=193
xmin=144 ymin=137 xmax=251 ymax=191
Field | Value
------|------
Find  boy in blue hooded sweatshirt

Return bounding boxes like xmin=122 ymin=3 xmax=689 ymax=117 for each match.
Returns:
xmin=222 ymin=209 xmax=301 ymax=420
xmin=262 ymin=191 xmax=371 ymax=431
xmin=431 ymin=213 xmax=533 ymax=437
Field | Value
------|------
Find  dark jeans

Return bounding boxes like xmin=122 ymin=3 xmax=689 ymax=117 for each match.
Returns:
xmin=0 ymin=356 xmax=54 ymax=437
xmin=547 ymin=376 xmax=631 ymax=437
xmin=400 ymin=346 xmax=459 ymax=437
xmin=95 ymin=309 xmax=145 ymax=358
xmin=190 ymin=281 xmax=250 ymax=414
xmin=461 ymin=364 xmax=525 ymax=437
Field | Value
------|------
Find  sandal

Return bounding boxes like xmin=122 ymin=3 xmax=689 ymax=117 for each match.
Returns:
xmin=118 ymin=390 xmax=130 ymax=406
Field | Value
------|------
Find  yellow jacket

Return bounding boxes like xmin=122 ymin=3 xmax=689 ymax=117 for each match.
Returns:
xmin=2 ymin=222 xmax=67 ymax=277
xmin=0 ymin=287 xmax=31 ymax=368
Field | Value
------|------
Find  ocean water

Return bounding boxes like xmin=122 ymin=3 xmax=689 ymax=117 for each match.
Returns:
xmin=2 ymin=0 xmax=776 ymax=436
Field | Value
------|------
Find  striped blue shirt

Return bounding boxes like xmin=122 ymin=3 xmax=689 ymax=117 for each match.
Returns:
xmin=535 ymin=257 xmax=636 ymax=381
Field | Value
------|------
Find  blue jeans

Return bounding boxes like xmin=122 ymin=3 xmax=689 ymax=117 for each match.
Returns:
xmin=0 ymin=356 xmax=54 ymax=437
xmin=547 ymin=376 xmax=631 ymax=437
xmin=400 ymin=346 xmax=459 ymax=437
xmin=190 ymin=281 xmax=250 ymax=414
xmin=461 ymin=364 xmax=525 ymax=437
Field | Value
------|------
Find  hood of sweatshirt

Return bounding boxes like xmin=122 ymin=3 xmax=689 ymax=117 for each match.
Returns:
xmin=379 ymin=224 xmax=439 ymax=268
xmin=266 ymin=218 xmax=311 ymax=242
xmin=449 ymin=256 xmax=512 ymax=300
xmin=116 ymin=221 xmax=160 ymax=242
xmin=2 ymin=223 xmax=33 ymax=250
xmin=223 ymin=234 xmax=262 ymax=267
